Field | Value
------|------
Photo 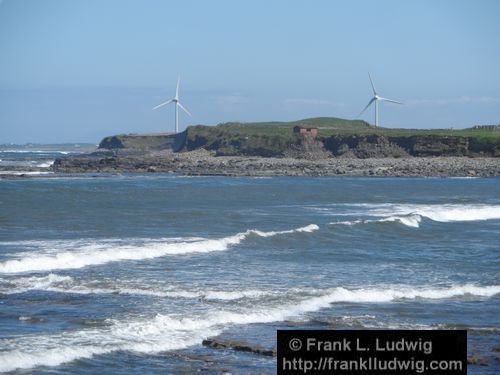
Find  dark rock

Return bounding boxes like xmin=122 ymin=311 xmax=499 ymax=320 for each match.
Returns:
xmin=98 ymin=132 xmax=187 ymax=152
xmin=467 ymin=355 xmax=489 ymax=366
xmin=202 ymin=338 xmax=276 ymax=357
xmin=51 ymin=150 xmax=500 ymax=177
xmin=18 ymin=316 xmax=45 ymax=323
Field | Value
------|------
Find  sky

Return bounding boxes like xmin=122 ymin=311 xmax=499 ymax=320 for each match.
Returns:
xmin=1 ymin=0 xmax=499 ymax=143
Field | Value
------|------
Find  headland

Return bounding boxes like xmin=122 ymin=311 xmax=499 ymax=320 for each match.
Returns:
xmin=51 ymin=117 xmax=500 ymax=177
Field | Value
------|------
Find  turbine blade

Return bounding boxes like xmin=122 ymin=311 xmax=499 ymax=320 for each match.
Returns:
xmin=152 ymin=99 xmax=173 ymax=110
xmin=177 ymin=102 xmax=192 ymax=116
xmin=175 ymin=75 xmax=180 ymax=99
xmin=368 ymin=72 xmax=377 ymax=95
xmin=357 ymin=97 xmax=376 ymax=117
xmin=379 ymin=97 xmax=403 ymax=105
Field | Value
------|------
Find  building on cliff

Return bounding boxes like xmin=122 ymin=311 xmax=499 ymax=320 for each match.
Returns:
xmin=293 ymin=126 xmax=318 ymax=137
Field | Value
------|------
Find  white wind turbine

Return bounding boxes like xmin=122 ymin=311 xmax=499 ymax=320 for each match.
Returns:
xmin=153 ymin=76 xmax=191 ymax=133
xmin=358 ymin=73 xmax=402 ymax=127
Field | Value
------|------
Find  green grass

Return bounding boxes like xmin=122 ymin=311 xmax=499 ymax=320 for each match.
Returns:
xmin=189 ymin=117 xmax=500 ymax=140
xmin=184 ymin=117 xmax=500 ymax=156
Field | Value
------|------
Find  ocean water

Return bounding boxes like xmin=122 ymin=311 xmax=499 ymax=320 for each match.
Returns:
xmin=0 ymin=148 xmax=91 ymax=176
xmin=0 ymin=157 xmax=499 ymax=373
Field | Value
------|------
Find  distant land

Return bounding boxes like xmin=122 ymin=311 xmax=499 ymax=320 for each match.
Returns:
xmin=49 ymin=117 xmax=500 ymax=177
xmin=0 ymin=143 xmax=97 ymax=152
xmin=98 ymin=117 xmax=500 ymax=158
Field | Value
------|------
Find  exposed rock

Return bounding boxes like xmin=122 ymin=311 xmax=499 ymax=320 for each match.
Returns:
xmin=283 ymin=136 xmax=332 ymax=160
xmin=18 ymin=316 xmax=45 ymax=323
xmin=324 ymin=135 xmax=410 ymax=158
xmin=98 ymin=132 xmax=186 ymax=152
xmin=202 ymin=338 xmax=276 ymax=357
xmin=467 ymin=355 xmax=489 ymax=366
xmin=52 ymin=151 xmax=500 ymax=177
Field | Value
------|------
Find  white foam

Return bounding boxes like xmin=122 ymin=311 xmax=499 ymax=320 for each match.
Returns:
xmin=0 ymin=283 xmax=498 ymax=372
xmin=163 ymin=289 xmax=277 ymax=300
xmin=321 ymin=284 xmax=500 ymax=303
xmin=35 ymin=160 xmax=54 ymax=168
xmin=414 ymin=205 xmax=500 ymax=222
xmin=252 ymin=223 xmax=319 ymax=237
xmin=331 ymin=214 xmax=422 ymax=228
xmin=1 ymin=274 xmax=279 ymax=301
xmin=359 ymin=203 xmax=500 ymax=222
xmin=4 ymin=273 xmax=498 ymax=305
xmin=0 ymin=224 xmax=318 ymax=274
xmin=0 ymin=171 xmax=53 ymax=176
xmin=0 ymin=285 xmax=500 ymax=371
xmin=329 ymin=204 xmax=500 ymax=228
xmin=1 ymin=273 xmax=73 ymax=294
xmin=0 ymin=150 xmax=70 ymax=154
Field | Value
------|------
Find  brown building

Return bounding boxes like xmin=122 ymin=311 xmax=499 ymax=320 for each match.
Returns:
xmin=293 ymin=126 xmax=318 ymax=137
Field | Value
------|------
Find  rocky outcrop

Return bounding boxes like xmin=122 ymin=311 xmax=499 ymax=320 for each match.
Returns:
xmin=184 ymin=125 xmax=291 ymax=157
xmin=202 ymin=338 xmax=276 ymax=357
xmin=324 ymin=135 xmax=409 ymax=158
xmin=98 ymin=132 xmax=187 ymax=152
xmin=52 ymin=149 xmax=500 ymax=177
xmin=96 ymin=121 xmax=499 ymax=158
xmin=324 ymin=134 xmax=499 ymax=158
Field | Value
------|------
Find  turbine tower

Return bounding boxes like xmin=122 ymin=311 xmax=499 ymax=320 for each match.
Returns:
xmin=358 ymin=73 xmax=402 ymax=127
xmin=153 ymin=76 xmax=191 ymax=133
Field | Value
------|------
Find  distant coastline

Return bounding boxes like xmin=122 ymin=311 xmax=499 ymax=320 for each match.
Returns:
xmin=3 ymin=117 xmax=499 ymax=178
xmin=50 ymin=117 xmax=499 ymax=177
xmin=97 ymin=117 xmax=500 ymax=158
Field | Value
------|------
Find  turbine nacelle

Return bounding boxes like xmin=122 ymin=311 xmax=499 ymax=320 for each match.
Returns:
xmin=358 ymin=73 xmax=402 ymax=127
xmin=153 ymin=75 xmax=191 ymax=133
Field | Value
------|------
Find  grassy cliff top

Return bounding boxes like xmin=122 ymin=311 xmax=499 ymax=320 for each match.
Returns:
xmin=188 ymin=117 xmax=500 ymax=140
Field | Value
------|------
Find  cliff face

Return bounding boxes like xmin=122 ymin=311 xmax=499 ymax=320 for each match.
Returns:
xmin=97 ymin=126 xmax=500 ymax=158
xmin=184 ymin=131 xmax=499 ymax=158
xmin=324 ymin=135 xmax=499 ymax=158
xmin=98 ymin=133 xmax=186 ymax=151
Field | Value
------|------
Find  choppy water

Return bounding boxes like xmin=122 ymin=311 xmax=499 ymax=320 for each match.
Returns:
xmin=0 ymin=149 xmax=89 ymax=176
xmin=0 ymin=158 xmax=499 ymax=373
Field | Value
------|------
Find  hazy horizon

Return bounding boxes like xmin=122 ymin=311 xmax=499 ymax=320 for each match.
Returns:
xmin=1 ymin=0 xmax=500 ymax=143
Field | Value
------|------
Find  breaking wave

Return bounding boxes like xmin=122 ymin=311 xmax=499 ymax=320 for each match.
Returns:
xmin=331 ymin=214 xmax=422 ymax=228
xmin=0 ymin=283 xmax=498 ymax=372
xmin=0 ymin=273 xmax=279 ymax=300
xmin=0 ymin=224 xmax=318 ymax=274
xmin=3 ymin=274 xmax=498 ymax=303
xmin=330 ymin=204 xmax=500 ymax=228
xmin=35 ymin=160 xmax=54 ymax=168
xmin=0 ymin=150 xmax=70 ymax=154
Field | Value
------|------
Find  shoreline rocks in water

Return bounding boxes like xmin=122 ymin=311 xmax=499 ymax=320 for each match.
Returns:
xmin=202 ymin=338 xmax=276 ymax=357
xmin=51 ymin=149 xmax=500 ymax=177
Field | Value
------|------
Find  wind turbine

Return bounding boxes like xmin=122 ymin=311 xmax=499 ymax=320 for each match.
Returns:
xmin=358 ymin=73 xmax=402 ymax=127
xmin=153 ymin=76 xmax=191 ymax=133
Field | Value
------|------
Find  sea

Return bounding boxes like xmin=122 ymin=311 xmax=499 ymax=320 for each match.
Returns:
xmin=0 ymin=148 xmax=499 ymax=374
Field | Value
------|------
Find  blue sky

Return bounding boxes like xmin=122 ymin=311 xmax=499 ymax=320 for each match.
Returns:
xmin=1 ymin=0 xmax=499 ymax=143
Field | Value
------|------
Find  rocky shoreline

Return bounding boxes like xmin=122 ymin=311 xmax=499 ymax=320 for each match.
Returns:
xmin=51 ymin=149 xmax=500 ymax=177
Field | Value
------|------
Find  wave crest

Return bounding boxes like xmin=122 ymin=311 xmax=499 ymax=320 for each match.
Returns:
xmin=0 ymin=283 xmax=497 ymax=372
xmin=0 ymin=224 xmax=318 ymax=274
xmin=330 ymin=204 xmax=500 ymax=228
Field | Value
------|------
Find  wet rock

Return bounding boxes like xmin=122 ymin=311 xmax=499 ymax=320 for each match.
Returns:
xmin=467 ymin=355 xmax=489 ymax=366
xmin=202 ymin=338 xmax=276 ymax=357
xmin=52 ymin=150 xmax=500 ymax=177
xmin=18 ymin=316 xmax=45 ymax=323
